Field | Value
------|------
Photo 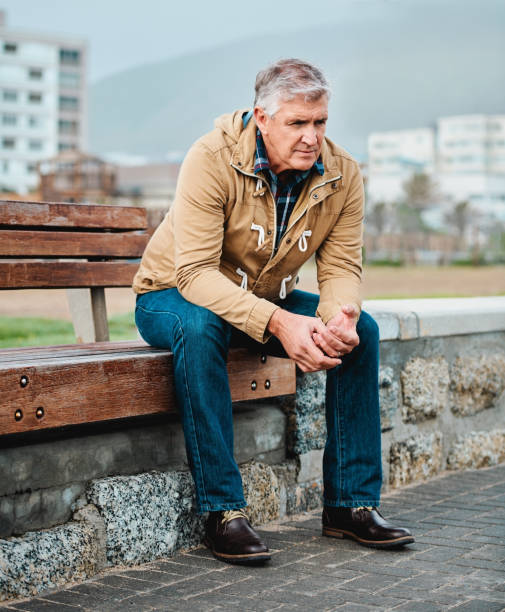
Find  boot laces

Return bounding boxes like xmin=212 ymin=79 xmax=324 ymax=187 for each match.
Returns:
xmin=221 ymin=509 xmax=249 ymax=524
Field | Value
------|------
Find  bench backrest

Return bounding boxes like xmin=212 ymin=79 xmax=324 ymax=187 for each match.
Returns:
xmin=0 ymin=199 xmax=149 ymax=289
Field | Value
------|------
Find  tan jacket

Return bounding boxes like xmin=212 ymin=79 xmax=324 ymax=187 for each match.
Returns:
xmin=133 ymin=110 xmax=364 ymax=343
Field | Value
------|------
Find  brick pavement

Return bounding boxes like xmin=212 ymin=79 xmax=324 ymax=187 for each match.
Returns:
xmin=3 ymin=465 xmax=505 ymax=612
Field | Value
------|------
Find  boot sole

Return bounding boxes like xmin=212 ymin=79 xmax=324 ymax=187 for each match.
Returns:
xmin=322 ymin=526 xmax=415 ymax=549
xmin=204 ymin=539 xmax=271 ymax=565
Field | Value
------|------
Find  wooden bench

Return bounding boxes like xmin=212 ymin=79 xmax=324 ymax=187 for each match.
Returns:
xmin=0 ymin=199 xmax=296 ymax=436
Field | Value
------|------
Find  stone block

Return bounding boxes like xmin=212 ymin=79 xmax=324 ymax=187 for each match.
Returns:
xmin=286 ymin=480 xmax=324 ymax=515
xmin=282 ymin=370 xmax=327 ymax=454
xmin=272 ymin=460 xmax=298 ymax=518
xmin=271 ymin=460 xmax=324 ymax=516
xmin=389 ymin=432 xmax=443 ymax=488
xmin=0 ymin=520 xmax=99 ymax=601
xmin=447 ymin=429 xmax=505 ymax=470
xmin=401 ymin=356 xmax=449 ymax=423
xmin=449 ymin=353 xmax=505 ymax=417
xmin=86 ymin=470 xmax=204 ymax=567
xmin=379 ymin=366 xmax=400 ymax=431
xmin=241 ymin=461 xmax=280 ymax=526
xmin=0 ymin=483 xmax=85 ymax=539
xmin=233 ymin=405 xmax=286 ymax=464
xmin=297 ymin=449 xmax=323 ymax=484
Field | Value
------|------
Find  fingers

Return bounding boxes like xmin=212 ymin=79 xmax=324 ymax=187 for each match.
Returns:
xmin=296 ymin=351 xmax=341 ymax=372
xmin=312 ymin=331 xmax=349 ymax=357
xmin=327 ymin=326 xmax=359 ymax=348
xmin=292 ymin=334 xmax=341 ymax=372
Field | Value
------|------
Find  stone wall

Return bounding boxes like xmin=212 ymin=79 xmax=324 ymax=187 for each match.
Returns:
xmin=1 ymin=296 xmax=504 ymax=600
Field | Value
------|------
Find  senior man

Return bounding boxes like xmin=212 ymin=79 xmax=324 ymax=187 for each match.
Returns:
xmin=133 ymin=58 xmax=414 ymax=565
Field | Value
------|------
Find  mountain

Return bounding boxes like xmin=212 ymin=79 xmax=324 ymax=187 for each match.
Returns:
xmin=89 ymin=1 xmax=505 ymax=161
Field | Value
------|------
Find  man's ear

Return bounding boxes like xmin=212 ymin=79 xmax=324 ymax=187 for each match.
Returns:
xmin=253 ymin=107 xmax=269 ymax=135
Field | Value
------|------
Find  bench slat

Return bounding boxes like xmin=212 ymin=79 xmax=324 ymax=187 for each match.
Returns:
xmin=0 ymin=201 xmax=147 ymax=230
xmin=0 ymin=230 xmax=149 ymax=259
xmin=0 ymin=340 xmax=148 ymax=359
xmin=0 ymin=262 xmax=141 ymax=288
xmin=0 ymin=347 xmax=295 ymax=435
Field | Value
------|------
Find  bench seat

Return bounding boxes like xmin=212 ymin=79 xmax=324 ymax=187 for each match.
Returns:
xmin=0 ymin=340 xmax=295 ymax=436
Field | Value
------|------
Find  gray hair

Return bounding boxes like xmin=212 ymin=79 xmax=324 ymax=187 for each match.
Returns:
xmin=254 ymin=58 xmax=331 ymax=116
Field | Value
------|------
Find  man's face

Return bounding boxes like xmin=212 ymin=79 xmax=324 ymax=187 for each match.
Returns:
xmin=254 ymin=94 xmax=328 ymax=175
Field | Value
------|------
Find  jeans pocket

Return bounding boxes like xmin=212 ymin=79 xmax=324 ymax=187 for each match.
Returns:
xmin=135 ymin=305 xmax=177 ymax=349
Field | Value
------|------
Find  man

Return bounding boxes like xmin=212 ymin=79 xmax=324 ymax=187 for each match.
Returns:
xmin=133 ymin=58 xmax=414 ymax=565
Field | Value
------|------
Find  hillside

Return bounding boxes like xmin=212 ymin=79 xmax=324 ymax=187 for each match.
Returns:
xmin=89 ymin=1 xmax=505 ymax=161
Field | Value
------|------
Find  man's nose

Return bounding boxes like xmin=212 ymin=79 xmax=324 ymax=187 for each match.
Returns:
xmin=301 ymin=127 xmax=318 ymax=146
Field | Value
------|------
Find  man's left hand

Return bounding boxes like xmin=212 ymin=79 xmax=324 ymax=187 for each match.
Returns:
xmin=312 ymin=304 xmax=360 ymax=358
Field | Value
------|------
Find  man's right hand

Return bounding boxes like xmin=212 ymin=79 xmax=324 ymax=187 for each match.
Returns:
xmin=267 ymin=309 xmax=342 ymax=372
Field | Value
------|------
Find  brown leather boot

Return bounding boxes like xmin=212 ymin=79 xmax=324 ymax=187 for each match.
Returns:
xmin=205 ymin=509 xmax=271 ymax=565
xmin=322 ymin=506 xmax=415 ymax=549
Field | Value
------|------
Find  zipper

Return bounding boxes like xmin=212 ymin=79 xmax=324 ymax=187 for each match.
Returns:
xmin=283 ymin=174 xmax=343 ymax=237
xmin=231 ymin=163 xmax=278 ymax=262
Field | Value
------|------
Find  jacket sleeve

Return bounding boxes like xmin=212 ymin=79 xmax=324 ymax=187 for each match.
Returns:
xmin=315 ymin=162 xmax=364 ymax=324
xmin=173 ymin=142 xmax=279 ymax=343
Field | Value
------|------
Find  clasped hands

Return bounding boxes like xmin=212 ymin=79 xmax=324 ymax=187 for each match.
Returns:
xmin=267 ymin=304 xmax=360 ymax=373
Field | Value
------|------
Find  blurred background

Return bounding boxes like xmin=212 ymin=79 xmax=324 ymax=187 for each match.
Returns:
xmin=0 ymin=0 xmax=504 ymax=345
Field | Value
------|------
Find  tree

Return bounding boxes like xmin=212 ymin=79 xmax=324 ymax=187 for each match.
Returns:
xmin=365 ymin=201 xmax=387 ymax=254
xmin=367 ymin=201 xmax=387 ymax=235
xmin=402 ymin=172 xmax=437 ymax=210
xmin=445 ymin=200 xmax=470 ymax=240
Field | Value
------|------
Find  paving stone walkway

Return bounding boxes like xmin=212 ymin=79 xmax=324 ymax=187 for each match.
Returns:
xmin=3 ymin=464 xmax=505 ymax=612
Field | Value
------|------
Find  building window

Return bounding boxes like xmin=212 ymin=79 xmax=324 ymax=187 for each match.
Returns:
xmin=2 ymin=89 xmax=17 ymax=102
xmin=59 ymin=95 xmax=79 ymax=111
xmin=28 ymin=92 xmax=43 ymax=104
xmin=58 ymin=142 xmax=76 ymax=152
xmin=28 ymin=115 xmax=40 ymax=128
xmin=2 ymin=160 xmax=9 ymax=173
xmin=59 ymin=49 xmax=81 ymax=66
xmin=3 ymin=42 xmax=17 ymax=54
xmin=2 ymin=138 xmax=15 ymax=150
xmin=2 ymin=113 xmax=17 ymax=126
xmin=29 ymin=140 xmax=43 ymax=151
xmin=59 ymin=71 xmax=80 ymax=89
xmin=26 ymin=163 xmax=37 ymax=174
xmin=28 ymin=68 xmax=43 ymax=80
xmin=58 ymin=119 xmax=79 ymax=135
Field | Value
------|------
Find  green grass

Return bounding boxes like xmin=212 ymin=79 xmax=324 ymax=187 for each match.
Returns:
xmin=0 ymin=312 xmax=137 ymax=348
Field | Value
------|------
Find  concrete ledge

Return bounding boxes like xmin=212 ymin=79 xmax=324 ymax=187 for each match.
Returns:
xmin=365 ymin=296 xmax=505 ymax=340
xmin=0 ymin=404 xmax=286 ymax=538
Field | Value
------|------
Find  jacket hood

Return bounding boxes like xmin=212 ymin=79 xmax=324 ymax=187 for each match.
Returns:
xmin=214 ymin=109 xmax=249 ymax=143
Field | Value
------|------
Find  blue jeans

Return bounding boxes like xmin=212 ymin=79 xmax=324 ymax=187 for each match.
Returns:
xmin=135 ymin=288 xmax=382 ymax=513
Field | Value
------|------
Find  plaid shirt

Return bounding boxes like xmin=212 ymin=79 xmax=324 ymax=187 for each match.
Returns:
xmin=254 ymin=129 xmax=324 ymax=250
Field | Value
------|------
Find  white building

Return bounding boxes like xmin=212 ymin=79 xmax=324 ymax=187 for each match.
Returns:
xmin=367 ymin=115 xmax=505 ymax=221
xmin=367 ymin=128 xmax=436 ymax=204
xmin=437 ymin=115 xmax=505 ymax=219
xmin=0 ymin=11 xmax=87 ymax=194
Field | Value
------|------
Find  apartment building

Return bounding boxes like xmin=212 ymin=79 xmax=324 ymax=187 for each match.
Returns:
xmin=0 ymin=11 xmax=87 ymax=194
xmin=367 ymin=127 xmax=436 ymax=204
xmin=367 ymin=115 xmax=505 ymax=219
xmin=437 ymin=114 xmax=505 ymax=217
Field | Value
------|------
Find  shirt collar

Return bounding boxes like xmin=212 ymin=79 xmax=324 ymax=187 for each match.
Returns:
xmin=254 ymin=129 xmax=324 ymax=178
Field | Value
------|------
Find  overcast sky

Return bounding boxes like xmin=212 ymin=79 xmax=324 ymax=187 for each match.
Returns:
xmin=1 ymin=0 xmax=414 ymax=83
